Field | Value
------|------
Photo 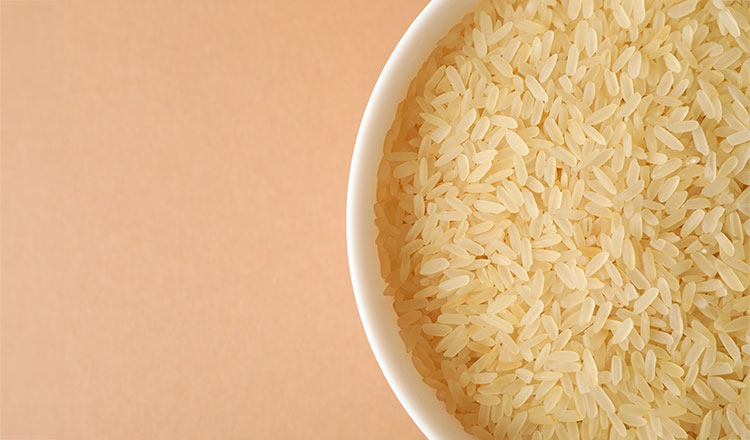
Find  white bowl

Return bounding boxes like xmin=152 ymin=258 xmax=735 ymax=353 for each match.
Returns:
xmin=346 ymin=1 xmax=478 ymax=439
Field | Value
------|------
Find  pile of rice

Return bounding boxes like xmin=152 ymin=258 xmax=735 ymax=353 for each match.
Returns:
xmin=374 ymin=0 xmax=750 ymax=438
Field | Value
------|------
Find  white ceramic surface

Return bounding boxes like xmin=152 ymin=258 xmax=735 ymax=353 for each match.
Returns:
xmin=346 ymin=1 xmax=478 ymax=439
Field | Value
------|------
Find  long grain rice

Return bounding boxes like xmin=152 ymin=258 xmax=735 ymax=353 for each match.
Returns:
xmin=374 ymin=0 xmax=750 ymax=437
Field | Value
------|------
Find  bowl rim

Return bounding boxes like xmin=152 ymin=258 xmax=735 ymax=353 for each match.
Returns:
xmin=346 ymin=1 xmax=477 ymax=439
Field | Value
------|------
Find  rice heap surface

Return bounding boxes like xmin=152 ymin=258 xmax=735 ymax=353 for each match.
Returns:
xmin=374 ymin=0 xmax=750 ymax=438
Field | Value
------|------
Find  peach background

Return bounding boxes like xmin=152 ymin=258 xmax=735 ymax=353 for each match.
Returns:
xmin=1 ymin=0 xmax=428 ymax=438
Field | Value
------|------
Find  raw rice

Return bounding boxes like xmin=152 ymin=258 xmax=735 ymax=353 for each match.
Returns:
xmin=374 ymin=0 xmax=749 ymax=438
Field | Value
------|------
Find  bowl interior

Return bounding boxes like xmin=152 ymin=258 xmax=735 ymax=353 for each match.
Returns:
xmin=347 ymin=1 xmax=478 ymax=439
